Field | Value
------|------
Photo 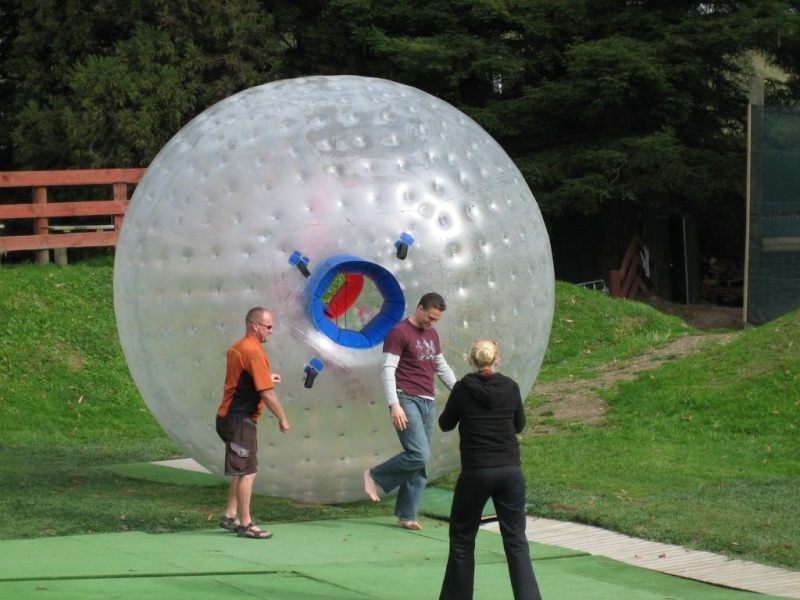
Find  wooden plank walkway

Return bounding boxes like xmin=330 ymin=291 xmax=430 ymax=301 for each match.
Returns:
xmin=481 ymin=517 xmax=800 ymax=599
xmin=155 ymin=457 xmax=213 ymax=473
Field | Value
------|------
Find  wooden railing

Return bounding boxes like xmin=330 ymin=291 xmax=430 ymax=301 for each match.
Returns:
xmin=609 ymin=235 xmax=644 ymax=299
xmin=0 ymin=169 xmax=145 ymax=265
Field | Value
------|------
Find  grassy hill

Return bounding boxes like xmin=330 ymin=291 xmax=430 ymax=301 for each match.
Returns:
xmin=0 ymin=260 xmax=798 ymax=570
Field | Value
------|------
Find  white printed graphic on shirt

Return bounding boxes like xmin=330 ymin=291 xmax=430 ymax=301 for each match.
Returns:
xmin=415 ymin=339 xmax=436 ymax=361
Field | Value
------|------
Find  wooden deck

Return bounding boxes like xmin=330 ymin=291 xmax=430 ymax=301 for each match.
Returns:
xmin=482 ymin=517 xmax=800 ymax=599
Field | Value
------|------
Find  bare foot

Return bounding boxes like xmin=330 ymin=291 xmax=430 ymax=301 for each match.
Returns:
xmin=397 ymin=520 xmax=422 ymax=530
xmin=364 ymin=469 xmax=381 ymax=502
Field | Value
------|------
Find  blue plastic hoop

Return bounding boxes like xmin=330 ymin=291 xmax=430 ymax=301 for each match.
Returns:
xmin=304 ymin=255 xmax=405 ymax=349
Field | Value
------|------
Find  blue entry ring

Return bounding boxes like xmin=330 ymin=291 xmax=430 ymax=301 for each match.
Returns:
xmin=304 ymin=255 xmax=405 ymax=349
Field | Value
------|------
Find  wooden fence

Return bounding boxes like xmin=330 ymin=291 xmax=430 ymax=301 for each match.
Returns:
xmin=0 ymin=169 xmax=145 ymax=265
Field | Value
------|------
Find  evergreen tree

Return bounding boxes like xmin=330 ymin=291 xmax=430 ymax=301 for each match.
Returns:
xmin=296 ymin=0 xmax=800 ymax=261
xmin=2 ymin=0 xmax=282 ymax=168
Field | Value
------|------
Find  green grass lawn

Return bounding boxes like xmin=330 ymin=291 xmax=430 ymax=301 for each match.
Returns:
xmin=1 ymin=260 xmax=798 ymax=571
xmin=520 ymin=305 xmax=800 ymax=569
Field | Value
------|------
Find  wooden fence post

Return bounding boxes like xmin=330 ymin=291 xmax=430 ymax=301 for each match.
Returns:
xmin=113 ymin=182 xmax=127 ymax=231
xmin=32 ymin=186 xmax=49 ymax=265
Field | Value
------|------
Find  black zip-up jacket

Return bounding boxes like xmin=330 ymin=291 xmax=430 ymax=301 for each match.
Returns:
xmin=438 ymin=371 xmax=525 ymax=469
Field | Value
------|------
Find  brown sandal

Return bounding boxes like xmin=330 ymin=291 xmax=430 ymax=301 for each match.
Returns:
xmin=219 ymin=516 xmax=240 ymax=531
xmin=237 ymin=522 xmax=273 ymax=539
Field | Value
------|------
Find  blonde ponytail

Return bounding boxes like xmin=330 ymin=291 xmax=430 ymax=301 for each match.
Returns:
xmin=468 ymin=339 xmax=498 ymax=371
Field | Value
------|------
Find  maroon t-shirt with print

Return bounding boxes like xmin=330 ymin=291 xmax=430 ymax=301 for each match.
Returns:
xmin=382 ymin=318 xmax=442 ymax=398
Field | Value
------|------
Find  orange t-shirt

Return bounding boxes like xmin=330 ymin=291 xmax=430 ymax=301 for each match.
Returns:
xmin=216 ymin=336 xmax=274 ymax=422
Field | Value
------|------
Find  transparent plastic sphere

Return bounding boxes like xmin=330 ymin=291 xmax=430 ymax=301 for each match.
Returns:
xmin=114 ymin=75 xmax=554 ymax=503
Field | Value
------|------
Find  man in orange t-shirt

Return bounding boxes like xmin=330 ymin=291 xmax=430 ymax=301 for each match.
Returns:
xmin=216 ymin=307 xmax=289 ymax=539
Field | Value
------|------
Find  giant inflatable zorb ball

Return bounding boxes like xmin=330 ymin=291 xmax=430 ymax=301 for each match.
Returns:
xmin=114 ymin=76 xmax=554 ymax=503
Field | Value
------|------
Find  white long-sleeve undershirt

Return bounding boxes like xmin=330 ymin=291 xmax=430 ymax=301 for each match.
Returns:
xmin=380 ymin=352 xmax=456 ymax=405
xmin=380 ymin=352 xmax=401 ymax=405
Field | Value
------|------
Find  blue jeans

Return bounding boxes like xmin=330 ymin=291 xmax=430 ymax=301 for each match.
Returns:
xmin=370 ymin=392 xmax=435 ymax=521
xmin=440 ymin=466 xmax=542 ymax=600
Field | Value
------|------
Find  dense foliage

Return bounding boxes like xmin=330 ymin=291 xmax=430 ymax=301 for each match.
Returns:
xmin=2 ymin=1 xmax=799 ymax=263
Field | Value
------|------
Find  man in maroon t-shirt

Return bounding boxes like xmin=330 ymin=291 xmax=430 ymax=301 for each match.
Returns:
xmin=364 ymin=292 xmax=456 ymax=530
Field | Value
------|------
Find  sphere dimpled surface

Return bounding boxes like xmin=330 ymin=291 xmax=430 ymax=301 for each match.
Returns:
xmin=114 ymin=75 xmax=554 ymax=503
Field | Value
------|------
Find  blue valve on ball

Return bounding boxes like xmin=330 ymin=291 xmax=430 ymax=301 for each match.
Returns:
xmin=289 ymin=251 xmax=311 ymax=277
xmin=303 ymin=357 xmax=325 ymax=388
xmin=394 ymin=232 xmax=415 ymax=260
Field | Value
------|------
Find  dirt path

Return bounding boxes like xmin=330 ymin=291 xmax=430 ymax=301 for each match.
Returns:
xmin=527 ymin=332 xmax=740 ymax=433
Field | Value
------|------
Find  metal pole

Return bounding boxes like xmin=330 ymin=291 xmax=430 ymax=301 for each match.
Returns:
xmin=744 ymin=76 xmax=764 ymax=325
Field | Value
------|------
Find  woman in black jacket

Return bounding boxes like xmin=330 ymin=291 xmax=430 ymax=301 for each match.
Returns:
xmin=438 ymin=340 xmax=543 ymax=600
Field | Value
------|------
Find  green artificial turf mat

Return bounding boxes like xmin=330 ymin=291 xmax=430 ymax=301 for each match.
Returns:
xmin=0 ymin=572 xmax=373 ymax=600
xmin=0 ymin=517 xmax=787 ymax=600
xmin=382 ymin=486 xmax=498 ymax=520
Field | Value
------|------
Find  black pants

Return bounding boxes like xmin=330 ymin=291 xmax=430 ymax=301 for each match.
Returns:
xmin=440 ymin=466 xmax=542 ymax=600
